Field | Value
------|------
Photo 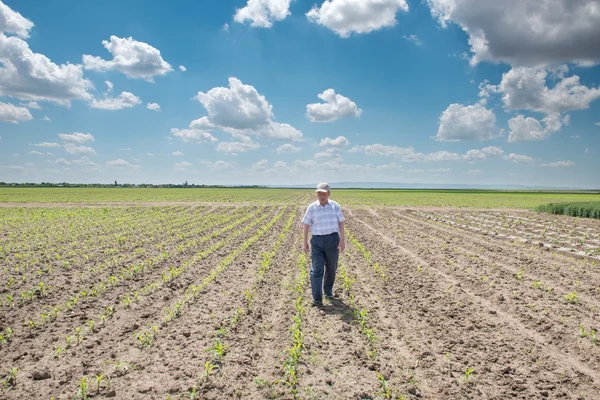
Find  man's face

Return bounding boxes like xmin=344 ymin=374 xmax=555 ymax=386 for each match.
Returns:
xmin=317 ymin=191 xmax=330 ymax=204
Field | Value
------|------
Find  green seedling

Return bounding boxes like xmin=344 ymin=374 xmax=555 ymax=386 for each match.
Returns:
xmin=377 ymin=372 xmax=392 ymax=399
xmin=76 ymin=376 xmax=89 ymax=400
xmin=464 ymin=367 xmax=474 ymax=385
xmin=564 ymin=291 xmax=580 ymax=304
xmin=204 ymin=361 xmax=217 ymax=381
xmin=3 ymin=367 xmax=18 ymax=387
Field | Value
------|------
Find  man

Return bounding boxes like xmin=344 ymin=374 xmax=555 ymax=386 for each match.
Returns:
xmin=302 ymin=182 xmax=345 ymax=306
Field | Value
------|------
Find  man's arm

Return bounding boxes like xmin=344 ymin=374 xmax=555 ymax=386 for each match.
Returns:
xmin=338 ymin=221 xmax=345 ymax=253
xmin=303 ymin=224 xmax=310 ymax=253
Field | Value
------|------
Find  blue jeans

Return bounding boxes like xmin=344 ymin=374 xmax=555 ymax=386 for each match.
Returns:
xmin=310 ymin=232 xmax=340 ymax=302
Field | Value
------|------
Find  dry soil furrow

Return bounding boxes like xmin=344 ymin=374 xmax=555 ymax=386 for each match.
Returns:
xmin=347 ymin=215 xmax=600 ymax=399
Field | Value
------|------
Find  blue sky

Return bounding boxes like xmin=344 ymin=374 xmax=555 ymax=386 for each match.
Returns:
xmin=1 ymin=0 xmax=599 ymax=188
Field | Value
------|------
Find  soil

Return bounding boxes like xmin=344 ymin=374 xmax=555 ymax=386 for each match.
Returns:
xmin=1 ymin=206 xmax=599 ymax=399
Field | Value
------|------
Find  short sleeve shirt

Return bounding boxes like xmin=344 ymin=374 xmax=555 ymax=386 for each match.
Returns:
xmin=301 ymin=199 xmax=345 ymax=235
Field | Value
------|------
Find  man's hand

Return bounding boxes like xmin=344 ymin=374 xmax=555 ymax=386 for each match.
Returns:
xmin=338 ymin=240 xmax=345 ymax=253
xmin=303 ymin=242 xmax=310 ymax=253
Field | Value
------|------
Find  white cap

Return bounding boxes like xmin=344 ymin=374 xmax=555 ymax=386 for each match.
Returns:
xmin=315 ymin=182 xmax=330 ymax=192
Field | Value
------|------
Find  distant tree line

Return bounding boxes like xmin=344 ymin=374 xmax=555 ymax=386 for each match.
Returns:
xmin=0 ymin=181 xmax=266 ymax=189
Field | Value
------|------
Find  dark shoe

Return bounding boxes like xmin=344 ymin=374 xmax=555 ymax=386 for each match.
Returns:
xmin=325 ymin=294 xmax=335 ymax=301
xmin=312 ymin=300 xmax=323 ymax=307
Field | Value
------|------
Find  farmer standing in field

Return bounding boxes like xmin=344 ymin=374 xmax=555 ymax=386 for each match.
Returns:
xmin=302 ymin=182 xmax=346 ymax=307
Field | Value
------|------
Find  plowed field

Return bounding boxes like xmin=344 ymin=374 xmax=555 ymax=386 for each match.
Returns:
xmin=1 ymin=204 xmax=600 ymax=399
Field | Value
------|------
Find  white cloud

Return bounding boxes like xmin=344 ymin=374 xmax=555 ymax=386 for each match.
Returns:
xmin=106 ymin=159 xmax=141 ymax=170
xmin=595 ymin=122 xmax=600 ymax=126
xmin=200 ymin=160 xmax=236 ymax=171
xmin=174 ymin=161 xmax=192 ymax=171
xmin=234 ymin=0 xmax=292 ymax=28
xmin=507 ymin=113 xmax=569 ymax=142
xmin=29 ymin=150 xmax=45 ymax=155
xmin=0 ymin=1 xmax=34 ymax=38
xmin=119 ymin=148 xmax=131 ymax=151
xmin=403 ymin=34 xmax=422 ymax=46
xmin=223 ymin=23 xmax=230 ymax=31
xmin=50 ymin=158 xmax=70 ymax=165
xmin=429 ymin=168 xmax=450 ymax=172
xmin=503 ymin=153 xmax=534 ymax=163
xmin=90 ymin=91 xmax=141 ymax=110
xmin=34 ymin=142 xmax=60 ymax=148
xmin=539 ymin=160 xmax=575 ymax=167
xmin=146 ymin=153 xmax=154 ymax=156
xmin=350 ymin=144 xmax=504 ymax=163
xmin=276 ymin=143 xmax=300 ymax=153
xmin=319 ymin=136 xmax=350 ymax=148
xmin=306 ymin=0 xmax=409 ymax=38
xmin=179 ymin=65 xmax=186 ymax=72
xmin=217 ymin=135 xmax=260 ymax=154
xmin=0 ymin=101 xmax=32 ymax=123
xmin=306 ymin=89 xmax=362 ymax=122
xmin=436 ymin=103 xmax=499 ymax=141
xmin=0 ymin=34 xmax=93 ymax=106
xmin=314 ymin=148 xmax=343 ymax=160
xmin=274 ymin=160 xmax=287 ymax=169
xmin=83 ymin=36 xmax=173 ymax=81
xmin=170 ymin=128 xmax=218 ymax=143
xmin=251 ymin=159 xmax=269 ymax=170
xmin=171 ymin=151 xmax=184 ymax=157
xmin=190 ymin=77 xmax=302 ymax=141
xmin=58 ymin=132 xmax=94 ymax=144
xmin=105 ymin=81 xmax=113 ymax=92
xmin=22 ymin=101 xmax=40 ymax=109
xmin=43 ymin=116 xmax=50 ymax=121
xmin=426 ymin=0 xmax=600 ymax=66
xmin=147 ymin=102 xmax=160 ymax=111
xmin=72 ymin=157 xmax=101 ymax=168
xmin=64 ymin=144 xmax=96 ymax=155
xmin=493 ymin=67 xmax=600 ymax=114
xmin=585 ymin=148 xmax=591 ymax=154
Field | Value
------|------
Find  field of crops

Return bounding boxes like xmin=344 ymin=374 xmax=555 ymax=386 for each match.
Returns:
xmin=1 ymin=190 xmax=600 ymax=399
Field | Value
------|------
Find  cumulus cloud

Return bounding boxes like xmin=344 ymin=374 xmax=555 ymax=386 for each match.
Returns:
xmin=29 ymin=150 xmax=46 ymax=155
xmin=184 ymin=77 xmax=302 ymax=141
xmin=217 ymin=135 xmax=260 ymax=154
xmin=319 ymin=136 xmax=350 ymax=148
xmin=275 ymin=143 xmax=300 ymax=153
xmin=507 ymin=113 xmax=569 ymax=142
xmin=349 ymin=144 xmax=504 ymax=163
xmin=436 ymin=103 xmax=499 ymax=141
xmin=314 ymin=148 xmax=343 ymax=161
xmin=0 ymin=0 xmax=34 ymax=38
xmin=58 ymin=132 xmax=94 ymax=144
xmin=306 ymin=89 xmax=362 ymax=122
xmin=106 ymin=159 xmax=141 ymax=170
xmin=426 ymin=0 xmax=600 ymax=66
xmin=90 ymin=91 xmax=141 ymax=110
xmin=306 ymin=0 xmax=409 ymax=38
xmin=251 ymin=159 xmax=269 ymax=170
xmin=503 ymin=153 xmax=534 ymax=163
xmin=105 ymin=81 xmax=113 ymax=92
xmin=234 ymin=0 xmax=292 ymax=28
xmin=0 ymin=101 xmax=32 ymax=123
xmin=83 ymin=36 xmax=173 ymax=81
xmin=64 ymin=144 xmax=96 ymax=155
xmin=179 ymin=65 xmax=186 ymax=72
xmin=22 ymin=101 xmax=40 ymax=109
xmin=71 ymin=157 xmax=101 ymax=168
xmin=539 ymin=160 xmax=575 ymax=167
xmin=170 ymin=128 xmax=217 ymax=143
xmin=147 ymin=102 xmax=160 ymax=111
xmin=171 ymin=151 xmax=184 ymax=157
xmin=0 ymin=33 xmax=93 ymax=106
xmin=492 ymin=67 xmax=600 ymax=114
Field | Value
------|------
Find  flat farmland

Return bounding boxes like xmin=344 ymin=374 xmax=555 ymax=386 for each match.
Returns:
xmin=1 ymin=189 xmax=600 ymax=399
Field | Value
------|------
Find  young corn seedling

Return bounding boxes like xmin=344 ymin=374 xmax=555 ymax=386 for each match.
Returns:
xmin=3 ymin=367 xmax=18 ymax=387
xmin=464 ymin=367 xmax=474 ymax=385
xmin=54 ymin=345 xmax=63 ymax=359
xmin=564 ymin=291 xmax=580 ymax=304
xmin=580 ymin=324 xmax=588 ymax=338
xmin=75 ymin=327 xmax=84 ymax=344
xmin=204 ymin=361 xmax=217 ymax=381
xmin=377 ymin=372 xmax=392 ymax=399
xmin=75 ymin=376 xmax=89 ymax=400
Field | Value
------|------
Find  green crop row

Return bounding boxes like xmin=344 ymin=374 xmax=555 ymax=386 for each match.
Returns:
xmin=536 ymin=202 xmax=600 ymax=219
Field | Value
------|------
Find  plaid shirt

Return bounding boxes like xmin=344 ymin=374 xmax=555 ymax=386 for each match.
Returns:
xmin=302 ymin=199 xmax=345 ymax=235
